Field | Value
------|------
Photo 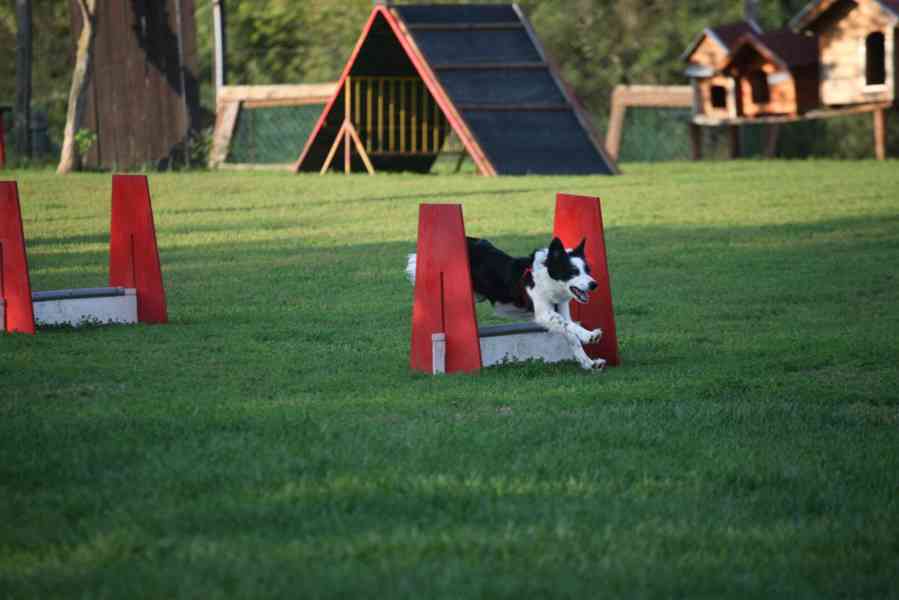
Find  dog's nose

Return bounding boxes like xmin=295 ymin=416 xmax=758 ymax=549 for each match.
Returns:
xmin=589 ymin=281 xmax=598 ymax=291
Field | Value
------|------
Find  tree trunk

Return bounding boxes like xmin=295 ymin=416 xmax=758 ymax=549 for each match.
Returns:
xmin=15 ymin=0 xmax=32 ymax=159
xmin=57 ymin=0 xmax=97 ymax=174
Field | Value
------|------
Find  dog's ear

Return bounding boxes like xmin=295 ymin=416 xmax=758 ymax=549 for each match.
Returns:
xmin=572 ymin=238 xmax=587 ymax=257
xmin=548 ymin=237 xmax=565 ymax=257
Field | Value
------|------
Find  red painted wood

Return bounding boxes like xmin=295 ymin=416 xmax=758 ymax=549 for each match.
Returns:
xmin=410 ymin=204 xmax=482 ymax=373
xmin=0 ymin=182 xmax=36 ymax=334
xmin=553 ymin=193 xmax=620 ymax=366
xmin=109 ymin=175 xmax=167 ymax=324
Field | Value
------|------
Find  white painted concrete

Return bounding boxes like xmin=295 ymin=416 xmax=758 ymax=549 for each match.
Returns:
xmin=32 ymin=288 xmax=137 ymax=327
xmin=479 ymin=326 xmax=575 ymax=368
xmin=429 ymin=322 xmax=576 ymax=373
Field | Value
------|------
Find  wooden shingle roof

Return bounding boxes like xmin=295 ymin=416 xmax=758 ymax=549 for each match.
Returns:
xmin=724 ymin=29 xmax=819 ymax=72
xmin=682 ymin=20 xmax=761 ymax=62
xmin=791 ymin=0 xmax=899 ymax=31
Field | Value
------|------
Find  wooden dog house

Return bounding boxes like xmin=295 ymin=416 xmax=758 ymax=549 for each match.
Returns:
xmin=790 ymin=0 xmax=898 ymax=106
xmin=683 ymin=21 xmax=761 ymax=119
xmin=723 ymin=29 xmax=820 ymax=117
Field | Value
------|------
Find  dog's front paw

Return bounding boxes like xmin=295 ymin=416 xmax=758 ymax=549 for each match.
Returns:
xmin=577 ymin=357 xmax=606 ymax=371
xmin=586 ymin=328 xmax=603 ymax=344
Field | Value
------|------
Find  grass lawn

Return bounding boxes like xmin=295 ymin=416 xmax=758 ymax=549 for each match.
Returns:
xmin=1 ymin=160 xmax=898 ymax=598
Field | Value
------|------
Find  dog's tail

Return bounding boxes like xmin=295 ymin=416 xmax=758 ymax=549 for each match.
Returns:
xmin=405 ymin=253 xmax=417 ymax=286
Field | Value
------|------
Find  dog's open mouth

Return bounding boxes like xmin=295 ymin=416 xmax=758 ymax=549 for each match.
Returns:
xmin=570 ymin=286 xmax=589 ymax=304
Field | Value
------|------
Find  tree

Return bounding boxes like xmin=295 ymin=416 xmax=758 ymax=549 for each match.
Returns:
xmin=15 ymin=0 xmax=32 ymax=159
xmin=57 ymin=0 xmax=96 ymax=174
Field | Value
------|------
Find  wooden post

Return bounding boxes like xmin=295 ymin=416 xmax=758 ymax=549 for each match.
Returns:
xmin=873 ymin=108 xmax=886 ymax=161
xmin=689 ymin=123 xmax=702 ymax=160
xmin=764 ymin=123 xmax=780 ymax=158
xmin=212 ymin=0 xmax=227 ymax=93
xmin=729 ymin=125 xmax=742 ymax=159
xmin=366 ymin=79 xmax=373 ymax=152
xmin=605 ymin=97 xmax=626 ymax=161
xmin=377 ymin=78 xmax=384 ymax=152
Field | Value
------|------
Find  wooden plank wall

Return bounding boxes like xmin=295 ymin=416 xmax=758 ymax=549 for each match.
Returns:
xmin=69 ymin=0 xmax=200 ymax=169
xmin=817 ymin=0 xmax=896 ymax=105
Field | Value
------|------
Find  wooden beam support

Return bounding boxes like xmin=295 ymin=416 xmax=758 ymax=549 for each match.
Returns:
xmin=242 ymin=97 xmax=331 ymax=109
xmin=605 ymin=101 xmax=626 ymax=161
xmin=873 ymin=108 xmax=886 ymax=161
xmin=729 ymin=125 xmax=742 ymax=159
xmin=208 ymin=100 xmax=240 ymax=168
xmin=345 ymin=121 xmax=375 ymax=175
xmin=611 ymin=85 xmax=694 ymax=108
xmin=320 ymin=122 xmax=345 ymax=174
xmin=693 ymin=101 xmax=892 ymax=126
xmin=217 ymin=83 xmax=338 ymax=104
xmin=764 ymin=123 xmax=780 ymax=158
xmin=689 ymin=123 xmax=703 ymax=161
xmin=606 ymin=85 xmax=693 ymax=163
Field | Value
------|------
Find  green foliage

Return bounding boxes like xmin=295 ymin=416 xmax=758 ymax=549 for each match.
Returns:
xmin=74 ymin=128 xmax=96 ymax=157
xmin=195 ymin=0 xmax=372 ymax=87
xmin=1 ymin=163 xmax=898 ymax=597
xmin=0 ymin=1 xmax=72 ymax=135
xmin=2 ymin=1 xmax=897 ymax=164
xmin=187 ymin=126 xmax=214 ymax=166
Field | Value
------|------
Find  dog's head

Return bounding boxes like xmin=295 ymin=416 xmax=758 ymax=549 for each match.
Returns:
xmin=544 ymin=237 xmax=597 ymax=304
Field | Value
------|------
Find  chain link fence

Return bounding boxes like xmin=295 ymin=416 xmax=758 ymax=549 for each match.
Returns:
xmin=225 ymin=103 xmax=323 ymax=165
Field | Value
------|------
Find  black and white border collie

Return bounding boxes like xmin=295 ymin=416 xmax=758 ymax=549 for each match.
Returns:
xmin=406 ymin=237 xmax=605 ymax=371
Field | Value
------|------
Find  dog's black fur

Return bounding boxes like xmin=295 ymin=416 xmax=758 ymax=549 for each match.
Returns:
xmin=466 ymin=236 xmax=593 ymax=311
xmin=465 ymin=237 xmax=535 ymax=310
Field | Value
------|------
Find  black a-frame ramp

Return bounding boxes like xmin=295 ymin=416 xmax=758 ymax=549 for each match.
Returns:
xmin=294 ymin=4 xmax=618 ymax=176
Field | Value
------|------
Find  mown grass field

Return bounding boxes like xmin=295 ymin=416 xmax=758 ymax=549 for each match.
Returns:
xmin=2 ymin=161 xmax=898 ymax=598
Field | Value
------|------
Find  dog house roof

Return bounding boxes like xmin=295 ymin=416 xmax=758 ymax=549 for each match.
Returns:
xmin=682 ymin=20 xmax=762 ymax=63
xmin=790 ymin=0 xmax=899 ymax=30
xmin=293 ymin=3 xmax=617 ymax=176
xmin=724 ymin=28 xmax=819 ymax=72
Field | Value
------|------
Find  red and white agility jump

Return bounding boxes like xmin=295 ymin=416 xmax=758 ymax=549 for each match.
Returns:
xmin=0 ymin=175 xmax=167 ymax=334
xmin=410 ymin=194 xmax=619 ymax=374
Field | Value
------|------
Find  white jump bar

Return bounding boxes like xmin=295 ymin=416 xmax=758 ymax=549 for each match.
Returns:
xmin=30 ymin=287 xmax=137 ymax=328
xmin=431 ymin=322 xmax=576 ymax=374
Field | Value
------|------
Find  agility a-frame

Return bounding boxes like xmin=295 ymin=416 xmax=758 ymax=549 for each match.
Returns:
xmin=410 ymin=193 xmax=620 ymax=374
xmin=294 ymin=4 xmax=618 ymax=176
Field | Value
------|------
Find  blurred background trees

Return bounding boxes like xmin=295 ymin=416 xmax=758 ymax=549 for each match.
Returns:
xmin=1 ymin=0 xmax=895 ymax=165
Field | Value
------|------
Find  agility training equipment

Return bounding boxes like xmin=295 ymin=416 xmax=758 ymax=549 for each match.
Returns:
xmin=294 ymin=4 xmax=617 ymax=176
xmin=0 ymin=175 xmax=167 ymax=334
xmin=410 ymin=194 xmax=619 ymax=374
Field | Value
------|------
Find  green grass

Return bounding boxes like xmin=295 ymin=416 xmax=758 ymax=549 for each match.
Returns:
xmin=2 ymin=161 xmax=898 ymax=598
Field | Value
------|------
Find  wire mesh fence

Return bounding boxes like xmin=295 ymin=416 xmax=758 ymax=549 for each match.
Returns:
xmin=225 ymin=104 xmax=324 ymax=165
